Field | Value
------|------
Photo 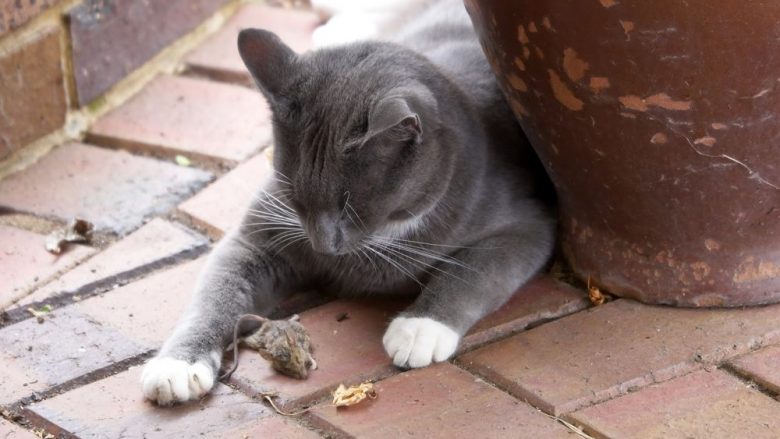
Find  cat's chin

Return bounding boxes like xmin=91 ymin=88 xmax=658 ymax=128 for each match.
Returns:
xmin=382 ymin=316 xmax=460 ymax=368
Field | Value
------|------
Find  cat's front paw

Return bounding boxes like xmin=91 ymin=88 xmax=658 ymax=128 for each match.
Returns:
xmin=141 ymin=356 xmax=216 ymax=406
xmin=383 ymin=316 xmax=460 ymax=368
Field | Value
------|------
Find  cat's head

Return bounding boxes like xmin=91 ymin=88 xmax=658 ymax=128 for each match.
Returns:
xmin=238 ymin=29 xmax=456 ymax=256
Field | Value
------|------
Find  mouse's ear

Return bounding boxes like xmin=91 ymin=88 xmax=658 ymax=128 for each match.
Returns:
xmin=237 ymin=28 xmax=297 ymax=100
xmin=257 ymin=348 xmax=274 ymax=362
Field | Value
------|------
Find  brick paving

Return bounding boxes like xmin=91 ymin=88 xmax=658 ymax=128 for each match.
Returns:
xmin=728 ymin=345 xmax=780 ymax=395
xmin=0 ymin=142 xmax=211 ymax=235
xmin=570 ymin=370 xmax=780 ymax=439
xmin=185 ymin=4 xmax=319 ymax=84
xmin=458 ymin=299 xmax=780 ymax=415
xmin=18 ymin=218 xmax=207 ymax=308
xmin=0 ymin=225 xmax=95 ymax=309
xmin=1 ymin=3 xmax=779 ymax=439
xmin=178 ymin=151 xmax=275 ymax=238
xmin=87 ymin=74 xmax=273 ymax=164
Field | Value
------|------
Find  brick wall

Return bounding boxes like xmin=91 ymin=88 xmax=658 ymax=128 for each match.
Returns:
xmin=0 ymin=0 xmax=230 ymax=161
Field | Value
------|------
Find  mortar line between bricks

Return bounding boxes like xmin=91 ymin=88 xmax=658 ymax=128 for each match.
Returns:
xmin=80 ymin=133 xmax=239 ymax=176
xmin=11 ymin=351 xmax=156 ymax=439
xmin=8 ymin=350 xmax=155 ymax=415
xmin=302 ymin=410 xmax=355 ymax=439
xmin=457 ymin=303 xmax=590 ymax=356
xmin=446 ymin=361 xmax=596 ymax=437
xmin=453 ymin=329 xmax=780 ymax=417
xmin=232 ymin=385 xmax=344 ymax=439
xmin=0 ymin=206 xmax=119 ymax=245
xmin=1 ymin=243 xmax=210 ymax=328
xmin=559 ymin=363 xmax=780 ymax=439
xmin=227 ymin=364 xmax=399 ymax=413
xmin=180 ymin=65 xmax=255 ymax=89
xmin=719 ymin=362 xmax=780 ymax=401
xmin=453 ymin=357 xmax=761 ymax=439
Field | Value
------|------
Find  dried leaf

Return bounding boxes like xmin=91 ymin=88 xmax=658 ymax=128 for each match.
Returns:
xmin=45 ymin=218 xmax=93 ymax=254
xmin=27 ymin=305 xmax=53 ymax=317
xmin=332 ymin=382 xmax=377 ymax=407
xmin=587 ymin=277 xmax=606 ymax=306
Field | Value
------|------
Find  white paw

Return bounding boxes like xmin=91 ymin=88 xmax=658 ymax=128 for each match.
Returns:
xmin=140 ymin=357 xmax=215 ymax=406
xmin=383 ymin=317 xmax=460 ymax=368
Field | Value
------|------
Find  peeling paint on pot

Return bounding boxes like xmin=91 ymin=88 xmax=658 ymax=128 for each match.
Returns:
xmin=466 ymin=0 xmax=780 ymax=306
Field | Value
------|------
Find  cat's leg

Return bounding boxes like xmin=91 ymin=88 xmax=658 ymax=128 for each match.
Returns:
xmin=141 ymin=230 xmax=301 ymax=405
xmin=383 ymin=217 xmax=555 ymax=368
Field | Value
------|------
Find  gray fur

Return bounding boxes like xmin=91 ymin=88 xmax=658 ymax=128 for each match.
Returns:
xmin=155 ymin=0 xmax=555 ymax=379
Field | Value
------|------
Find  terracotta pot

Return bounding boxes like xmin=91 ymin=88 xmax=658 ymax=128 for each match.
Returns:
xmin=465 ymin=0 xmax=780 ymax=306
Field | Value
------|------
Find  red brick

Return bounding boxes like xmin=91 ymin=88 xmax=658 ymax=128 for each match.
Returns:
xmin=230 ymin=299 xmax=407 ymax=409
xmin=68 ymin=0 xmax=228 ymax=104
xmin=0 ymin=419 xmax=37 ymax=439
xmin=75 ymin=257 xmax=207 ymax=348
xmin=214 ymin=416 xmax=321 ymax=439
xmin=19 ymin=219 xmax=207 ymax=307
xmin=729 ymin=344 xmax=780 ymax=394
xmin=458 ymin=299 xmax=780 ymax=415
xmin=0 ymin=0 xmax=61 ymax=36
xmin=0 ymin=142 xmax=211 ymax=235
xmin=310 ymin=363 xmax=570 ymax=439
xmin=461 ymin=276 xmax=588 ymax=352
xmin=0 ymin=225 xmax=95 ymax=310
xmin=0 ymin=27 xmax=66 ymax=160
xmin=570 ymin=370 xmax=780 ymax=439
xmin=0 ymin=308 xmax=145 ymax=404
xmin=229 ymin=277 xmax=586 ymax=409
xmin=87 ymin=74 xmax=272 ymax=163
xmin=185 ymin=4 xmax=319 ymax=84
xmin=179 ymin=151 xmax=274 ymax=238
xmin=25 ymin=366 xmax=268 ymax=438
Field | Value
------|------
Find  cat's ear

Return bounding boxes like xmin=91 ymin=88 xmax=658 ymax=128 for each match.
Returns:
xmin=368 ymin=98 xmax=421 ymax=141
xmin=237 ymin=28 xmax=296 ymax=99
xmin=367 ymin=87 xmax=437 ymax=144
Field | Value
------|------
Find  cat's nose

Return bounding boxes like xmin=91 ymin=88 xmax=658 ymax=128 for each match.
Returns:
xmin=307 ymin=213 xmax=344 ymax=255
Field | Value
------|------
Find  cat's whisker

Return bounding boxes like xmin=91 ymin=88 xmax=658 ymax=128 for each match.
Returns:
xmin=367 ymin=240 xmax=472 ymax=285
xmin=266 ymin=230 xmax=308 ymax=254
xmin=247 ymin=197 xmax=300 ymax=221
xmin=244 ymin=226 xmax=303 ymax=240
xmin=245 ymin=211 xmax=300 ymax=226
xmin=274 ymin=234 xmax=309 ymax=255
xmin=343 ymin=208 xmax=365 ymax=235
xmin=369 ymin=237 xmax=477 ymax=272
xmin=258 ymin=191 xmax=297 ymax=216
xmin=272 ymin=170 xmax=293 ymax=184
xmin=363 ymin=244 xmax=424 ymax=287
xmin=345 ymin=202 xmax=367 ymax=232
xmin=371 ymin=234 xmax=497 ymax=251
xmin=340 ymin=191 xmax=351 ymax=218
xmin=350 ymin=244 xmax=380 ymax=273
xmin=245 ymin=217 xmax=300 ymax=230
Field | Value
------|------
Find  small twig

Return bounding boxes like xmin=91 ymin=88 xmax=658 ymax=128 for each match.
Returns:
xmin=258 ymin=392 xmax=313 ymax=416
xmin=537 ymin=410 xmax=596 ymax=439
xmin=218 ymin=314 xmax=269 ymax=381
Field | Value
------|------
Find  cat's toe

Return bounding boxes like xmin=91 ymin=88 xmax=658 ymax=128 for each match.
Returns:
xmin=383 ymin=316 xmax=460 ymax=369
xmin=141 ymin=356 xmax=215 ymax=406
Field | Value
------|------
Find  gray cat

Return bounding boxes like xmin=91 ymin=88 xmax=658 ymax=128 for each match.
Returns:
xmin=141 ymin=0 xmax=555 ymax=405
